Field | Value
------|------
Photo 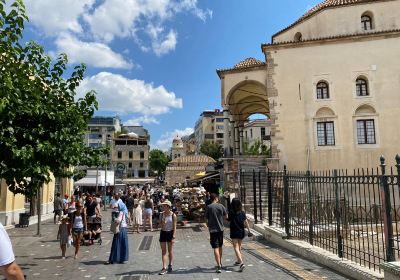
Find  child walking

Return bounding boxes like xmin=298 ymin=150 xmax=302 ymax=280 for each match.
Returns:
xmin=57 ymin=215 xmax=70 ymax=259
xmin=228 ymin=198 xmax=252 ymax=272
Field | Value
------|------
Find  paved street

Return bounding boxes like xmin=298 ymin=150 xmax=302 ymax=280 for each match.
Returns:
xmin=6 ymin=211 xmax=352 ymax=280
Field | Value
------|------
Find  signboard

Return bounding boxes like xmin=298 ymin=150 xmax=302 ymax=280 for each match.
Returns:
xmin=116 ymin=163 xmax=125 ymax=171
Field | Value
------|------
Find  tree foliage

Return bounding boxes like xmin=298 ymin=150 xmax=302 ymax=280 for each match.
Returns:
xmin=0 ymin=0 xmax=100 ymax=195
xmin=243 ymin=139 xmax=271 ymax=157
xmin=200 ymin=141 xmax=223 ymax=161
xmin=149 ymin=149 xmax=170 ymax=174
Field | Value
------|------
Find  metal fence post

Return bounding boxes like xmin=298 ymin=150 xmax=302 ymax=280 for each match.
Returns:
xmin=267 ymin=168 xmax=273 ymax=226
xmin=239 ymin=170 xmax=243 ymax=202
xmin=258 ymin=171 xmax=263 ymax=222
xmin=379 ymin=156 xmax=395 ymax=262
xmin=307 ymin=170 xmax=314 ymax=245
xmin=253 ymin=169 xmax=258 ymax=224
xmin=333 ymin=169 xmax=343 ymax=258
xmin=283 ymin=165 xmax=290 ymax=237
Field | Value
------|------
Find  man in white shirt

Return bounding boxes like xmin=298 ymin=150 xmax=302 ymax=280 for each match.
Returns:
xmin=0 ymin=223 xmax=24 ymax=280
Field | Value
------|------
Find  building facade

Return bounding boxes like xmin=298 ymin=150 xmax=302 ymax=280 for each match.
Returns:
xmin=171 ymin=135 xmax=186 ymax=159
xmin=85 ymin=116 xmax=121 ymax=148
xmin=243 ymin=119 xmax=271 ymax=148
xmin=112 ymin=126 xmax=150 ymax=178
xmin=217 ymin=0 xmax=400 ymax=170
xmin=194 ymin=109 xmax=224 ymax=154
xmin=165 ymin=155 xmax=216 ymax=186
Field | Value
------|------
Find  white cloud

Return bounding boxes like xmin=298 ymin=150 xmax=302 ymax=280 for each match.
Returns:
xmin=77 ymin=72 xmax=183 ymax=115
xmin=151 ymin=29 xmax=177 ymax=56
xmin=124 ymin=116 xmax=160 ymax=126
xmin=154 ymin=128 xmax=194 ymax=151
xmin=25 ymin=0 xmax=95 ymax=35
xmin=55 ymin=34 xmax=133 ymax=69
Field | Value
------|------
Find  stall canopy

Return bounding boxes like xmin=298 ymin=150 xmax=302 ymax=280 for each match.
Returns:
xmin=187 ymin=171 xmax=219 ymax=183
xmin=74 ymin=170 xmax=114 ymax=187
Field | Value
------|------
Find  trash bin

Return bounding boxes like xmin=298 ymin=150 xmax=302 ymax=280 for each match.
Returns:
xmin=19 ymin=213 xmax=30 ymax=227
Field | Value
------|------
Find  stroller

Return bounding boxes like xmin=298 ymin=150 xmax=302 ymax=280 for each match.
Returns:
xmin=83 ymin=216 xmax=102 ymax=246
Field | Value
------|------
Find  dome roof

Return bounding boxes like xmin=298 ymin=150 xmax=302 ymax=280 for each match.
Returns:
xmin=233 ymin=57 xmax=265 ymax=69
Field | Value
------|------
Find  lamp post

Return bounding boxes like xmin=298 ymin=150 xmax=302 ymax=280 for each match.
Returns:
xmin=104 ymin=136 xmax=113 ymax=210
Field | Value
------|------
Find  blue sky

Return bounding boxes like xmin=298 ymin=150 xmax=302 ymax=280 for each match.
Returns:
xmin=19 ymin=0 xmax=320 ymax=150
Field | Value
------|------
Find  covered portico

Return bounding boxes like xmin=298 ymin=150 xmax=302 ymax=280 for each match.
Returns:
xmin=216 ymin=58 xmax=273 ymax=158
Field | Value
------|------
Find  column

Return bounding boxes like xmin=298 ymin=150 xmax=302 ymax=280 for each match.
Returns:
xmin=239 ymin=126 xmax=244 ymax=155
xmin=134 ymin=169 xmax=139 ymax=178
xmin=230 ymin=119 xmax=235 ymax=156
xmin=234 ymin=124 xmax=240 ymax=156
xmin=145 ymin=170 xmax=149 ymax=178
xmin=223 ymin=107 xmax=231 ymax=157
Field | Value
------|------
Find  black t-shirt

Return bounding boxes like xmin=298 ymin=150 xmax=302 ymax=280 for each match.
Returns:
xmin=126 ymin=197 xmax=135 ymax=209
xmin=229 ymin=211 xmax=246 ymax=235
xmin=86 ymin=201 xmax=97 ymax=216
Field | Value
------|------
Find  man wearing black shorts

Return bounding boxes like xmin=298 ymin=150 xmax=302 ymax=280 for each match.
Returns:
xmin=205 ymin=193 xmax=228 ymax=273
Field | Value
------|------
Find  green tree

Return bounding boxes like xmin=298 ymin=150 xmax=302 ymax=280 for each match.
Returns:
xmin=149 ymin=149 xmax=170 ymax=175
xmin=244 ymin=139 xmax=271 ymax=157
xmin=200 ymin=141 xmax=223 ymax=161
xmin=0 ymin=0 xmax=101 ymax=233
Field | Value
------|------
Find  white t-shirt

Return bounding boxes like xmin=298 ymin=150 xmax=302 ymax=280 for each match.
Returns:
xmin=0 ymin=223 xmax=15 ymax=266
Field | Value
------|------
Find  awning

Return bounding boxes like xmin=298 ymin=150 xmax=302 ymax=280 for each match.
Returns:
xmin=74 ymin=176 xmax=111 ymax=187
xmin=195 ymin=171 xmax=206 ymax=177
xmin=187 ymin=172 xmax=219 ymax=183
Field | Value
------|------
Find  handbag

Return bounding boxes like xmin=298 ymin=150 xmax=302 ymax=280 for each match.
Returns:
xmin=110 ymin=212 xmax=124 ymax=234
xmin=110 ymin=220 xmax=120 ymax=234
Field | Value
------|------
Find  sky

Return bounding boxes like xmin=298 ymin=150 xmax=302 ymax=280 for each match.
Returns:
xmin=17 ymin=0 xmax=321 ymax=151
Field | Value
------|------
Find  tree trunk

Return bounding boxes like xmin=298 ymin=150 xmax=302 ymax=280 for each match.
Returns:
xmin=36 ymin=186 xmax=41 ymax=236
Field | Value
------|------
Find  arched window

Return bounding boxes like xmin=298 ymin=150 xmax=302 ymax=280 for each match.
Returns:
xmin=316 ymin=81 xmax=329 ymax=99
xmin=361 ymin=14 xmax=373 ymax=30
xmin=356 ymin=78 xmax=369 ymax=96
xmin=294 ymin=32 xmax=302 ymax=42
xmin=355 ymin=105 xmax=377 ymax=145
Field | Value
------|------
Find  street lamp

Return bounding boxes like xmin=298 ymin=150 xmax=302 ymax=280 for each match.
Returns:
xmin=104 ymin=136 xmax=112 ymax=210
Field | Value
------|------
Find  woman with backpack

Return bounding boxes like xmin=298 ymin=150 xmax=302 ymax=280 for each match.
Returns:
xmin=228 ymin=198 xmax=252 ymax=272
xmin=69 ymin=203 xmax=87 ymax=259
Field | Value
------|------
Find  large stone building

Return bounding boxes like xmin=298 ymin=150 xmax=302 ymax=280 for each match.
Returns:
xmin=85 ymin=116 xmax=121 ymax=148
xmin=194 ymin=109 xmax=224 ymax=154
xmin=165 ymin=155 xmax=216 ymax=186
xmin=112 ymin=126 xmax=150 ymax=178
xmin=217 ymin=0 xmax=400 ymax=170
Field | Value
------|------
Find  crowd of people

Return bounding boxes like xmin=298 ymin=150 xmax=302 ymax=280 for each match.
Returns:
xmin=0 ymin=184 xmax=252 ymax=279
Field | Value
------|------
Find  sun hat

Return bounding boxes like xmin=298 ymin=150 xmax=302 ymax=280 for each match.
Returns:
xmin=161 ymin=200 xmax=172 ymax=207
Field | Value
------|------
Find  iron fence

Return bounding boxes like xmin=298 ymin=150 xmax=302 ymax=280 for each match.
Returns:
xmin=238 ymin=156 xmax=400 ymax=272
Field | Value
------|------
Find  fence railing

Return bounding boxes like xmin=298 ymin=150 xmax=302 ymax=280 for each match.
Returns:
xmin=238 ymin=156 xmax=400 ymax=272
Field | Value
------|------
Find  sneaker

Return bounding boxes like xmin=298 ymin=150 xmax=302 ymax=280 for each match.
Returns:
xmin=159 ymin=268 xmax=167 ymax=275
xmin=239 ymin=264 xmax=245 ymax=272
xmin=167 ymin=264 xmax=172 ymax=272
xmin=234 ymin=261 xmax=241 ymax=266
xmin=216 ymin=266 xmax=222 ymax=273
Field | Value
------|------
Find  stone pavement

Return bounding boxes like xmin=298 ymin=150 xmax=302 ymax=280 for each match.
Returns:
xmin=5 ymin=210 xmax=353 ymax=280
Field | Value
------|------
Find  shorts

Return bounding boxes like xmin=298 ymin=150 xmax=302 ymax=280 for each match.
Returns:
xmin=73 ymin=228 xmax=84 ymax=235
xmin=159 ymin=230 xmax=174 ymax=243
xmin=144 ymin=208 xmax=152 ymax=217
xmin=210 ymin=231 xmax=224 ymax=248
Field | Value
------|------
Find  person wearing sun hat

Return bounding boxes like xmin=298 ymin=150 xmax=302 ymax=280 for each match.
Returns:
xmin=158 ymin=200 xmax=177 ymax=275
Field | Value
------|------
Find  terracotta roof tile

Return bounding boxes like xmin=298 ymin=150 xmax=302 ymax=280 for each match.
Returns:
xmin=233 ymin=57 xmax=265 ymax=69
xmin=272 ymin=0 xmax=382 ymax=39
xmin=216 ymin=57 xmax=266 ymax=76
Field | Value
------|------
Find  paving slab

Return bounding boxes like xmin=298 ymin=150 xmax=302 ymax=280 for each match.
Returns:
xmin=5 ymin=210 xmax=353 ymax=280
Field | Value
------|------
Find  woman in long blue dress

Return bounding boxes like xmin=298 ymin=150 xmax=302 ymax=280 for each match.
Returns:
xmin=105 ymin=202 xmax=129 ymax=264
